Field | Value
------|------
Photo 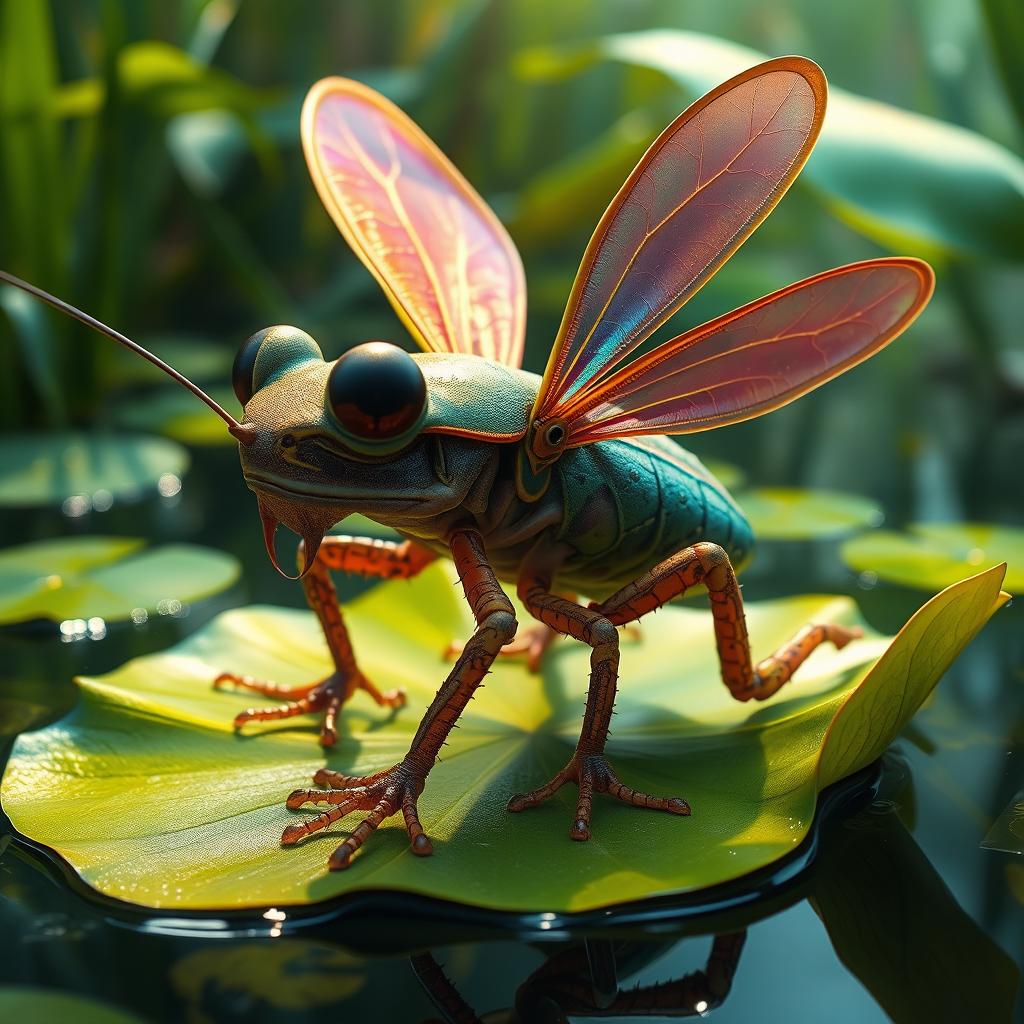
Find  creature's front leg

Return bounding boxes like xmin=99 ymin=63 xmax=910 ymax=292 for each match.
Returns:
xmin=283 ymin=528 xmax=516 ymax=869
xmin=214 ymin=535 xmax=435 ymax=745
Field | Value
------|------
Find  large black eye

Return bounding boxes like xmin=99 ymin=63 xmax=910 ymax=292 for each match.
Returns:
xmin=327 ymin=342 xmax=427 ymax=442
xmin=232 ymin=328 xmax=271 ymax=406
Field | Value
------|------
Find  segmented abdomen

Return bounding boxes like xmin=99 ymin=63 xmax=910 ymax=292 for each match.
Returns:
xmin=553 ymin=434 xmax=753 ymax=599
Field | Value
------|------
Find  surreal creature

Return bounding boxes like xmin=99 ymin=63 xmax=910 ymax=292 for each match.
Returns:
xmin=0 ymin=55 xmax=933 ymax=872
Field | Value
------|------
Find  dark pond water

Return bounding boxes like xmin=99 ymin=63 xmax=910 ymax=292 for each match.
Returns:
xmin=0 ymin=441 xmax=1021 ymax=1023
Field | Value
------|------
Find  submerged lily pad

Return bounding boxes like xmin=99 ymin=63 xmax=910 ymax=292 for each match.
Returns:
xmin=0 ymin=536 xmax=240 ymax=625
xmin=0 ymin=433 xmax=189 ymax=510
xmin=740 ymin=488 xmax=883 ymax=541
xmin=841 ymin=522 xmax=1024 ymax=594
xmin=0 ymin=562 xmax=1004 ymax=913
xmin=0 ymin=989 xmax=145 ymax=1024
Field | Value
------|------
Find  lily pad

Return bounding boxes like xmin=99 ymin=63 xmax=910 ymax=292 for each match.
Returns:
xmin=0 ymin=536 xmax=240 ymax=625
xmin=740 ymin=488 xmax=883 ymax=541
xmin=0 ymin=563 xmax=1003 ymax=913
xmin=0 ymin=433 xmax=189 ymax=511
xmin=112 ymin=386 xmax=239 ymax=446
xmin=841 ymin=522 xmax=1024 ymax=593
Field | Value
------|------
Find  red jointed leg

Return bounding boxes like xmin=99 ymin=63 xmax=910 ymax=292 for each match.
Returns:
xmin=507 ymin=567 xmax=690 ymax=841
xmin=592 ymin=542 xmax=862 ymax=701
xmin=282 ymin=529 xmax=517 ymax=869
xmin=509 ymin=543 xmax=862 ymax=841
xmin=445 ymin=618 xmax=563 ymax=672
xmin=215 ymin=536 xmax=435 ymax=746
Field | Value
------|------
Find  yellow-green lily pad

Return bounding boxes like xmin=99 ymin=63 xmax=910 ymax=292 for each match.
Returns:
xmin=0 ymin=433 xmax=189 ymax=510
xmin=841 ymin=522 xmax=1024 ymax=594
xmin=740 ymin=488 xmax=884 ymax=541
xmin=0 ymin=536 xmax=240 ymax=625
xmin=0 ymin=562 xmax=1004 ymax=913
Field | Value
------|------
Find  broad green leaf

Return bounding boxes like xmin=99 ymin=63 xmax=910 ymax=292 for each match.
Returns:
xmin=0 ymin=536 xmax=240 ymax=625
xmin=0 ymin=562 xmax=1002 ymax=913
xmin=112 ymin=386 xmax=238 ymax=446
xmin=516 ymin=30 xmax=1024 ymax=261
xmin=740 ymin=488 xmax=883 ymax=541
xmin=0 ymin=988 xmax=144 ymax=1024
xmin=0 ymin=432 xmax=189 ymax=509
xmin=841 ymin=522 xmax=1024 ymax=593
xmin=817 ymin=565 xmax=1008 ymax=787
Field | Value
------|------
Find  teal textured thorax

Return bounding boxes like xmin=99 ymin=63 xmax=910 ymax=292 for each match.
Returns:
xmin=415 ymin=352 xmax=537 ymax=441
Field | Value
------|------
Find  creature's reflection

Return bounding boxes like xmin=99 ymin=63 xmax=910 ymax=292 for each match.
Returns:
xmin=412 ymin=932 xmax=746 ymax=1022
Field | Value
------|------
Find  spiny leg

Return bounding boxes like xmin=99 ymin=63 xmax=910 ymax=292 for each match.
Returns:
xmin=215 ymin=535 xmax=435 ymax=746
xmin=445 ymin=600 xmax=572 ymax=672
xmin=507 ymin=564 xmax=690 ymax=841
xmin=282 ymin=529 xmax=517 ymax=869
xmin=510 ymin=542 xmax=861 ymax=841
xmin=592 ymin=541 xmax=862 ymax=702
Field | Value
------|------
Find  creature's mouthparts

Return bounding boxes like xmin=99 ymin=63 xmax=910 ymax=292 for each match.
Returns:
xmin=255 ymin=494 xmax=329 ymax=580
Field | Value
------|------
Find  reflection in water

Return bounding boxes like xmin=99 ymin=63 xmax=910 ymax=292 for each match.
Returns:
xmin=413 ymin=933 xmax=746 ymax=1022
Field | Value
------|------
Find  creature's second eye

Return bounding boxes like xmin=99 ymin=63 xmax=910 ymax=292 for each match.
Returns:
xmin=326 ymin=341 xmax=427 ymax=442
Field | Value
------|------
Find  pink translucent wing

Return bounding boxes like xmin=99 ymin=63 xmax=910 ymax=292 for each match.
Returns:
xmin=302 ymin=78 xmax=526 ymax=367
xmin=534 ymin=56 xmax=826 ymax=420
xmin=564 ymin=259 xmax=934 ymax=444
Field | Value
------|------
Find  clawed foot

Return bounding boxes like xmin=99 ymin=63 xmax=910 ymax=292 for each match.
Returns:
xmin=445 ymin=622 xmax=558 ymax=673
xmin=508 ymin=752 xmax=690 ymax=841
xmin=213 ymin=670 xmax=406 ymax=747
xmin=282 ymin=761 xmax=431 ymax=869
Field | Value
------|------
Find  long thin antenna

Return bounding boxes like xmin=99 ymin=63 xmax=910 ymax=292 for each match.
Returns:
xmin=0 ymin=269 xmax=254 ymax=442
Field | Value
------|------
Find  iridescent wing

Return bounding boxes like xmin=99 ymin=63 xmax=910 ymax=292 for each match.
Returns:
xmin=302 ymin=78 xmax=526 ymax=368
xmin=555 ymin=258 xmax=934 ymax=446
xmin=531 ymin=56 xmax=826 ymax=433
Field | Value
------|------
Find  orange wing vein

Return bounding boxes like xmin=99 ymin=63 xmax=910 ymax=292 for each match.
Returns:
xmin=532 ymin=56 xmax=827 ymax=424
xmin=302 ymin=77 xmax=526 ymax=368
xmin=561 ymin=258 xmax=934 ymax=445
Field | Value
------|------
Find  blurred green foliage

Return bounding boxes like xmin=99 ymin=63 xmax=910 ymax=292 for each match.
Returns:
xmin=1 ymin=0 xmax=1022 ymax=531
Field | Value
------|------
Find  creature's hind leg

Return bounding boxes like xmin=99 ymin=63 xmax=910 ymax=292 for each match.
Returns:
xmin=508 ymin=542 xmax=860 ymax=840
xmin=214 ymin=536 xmax=436 ymax=746
xmin=592 ymin=542 xmax=861 ymax=702
xmin=507 ymin=565 xmax=690 ymax=840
